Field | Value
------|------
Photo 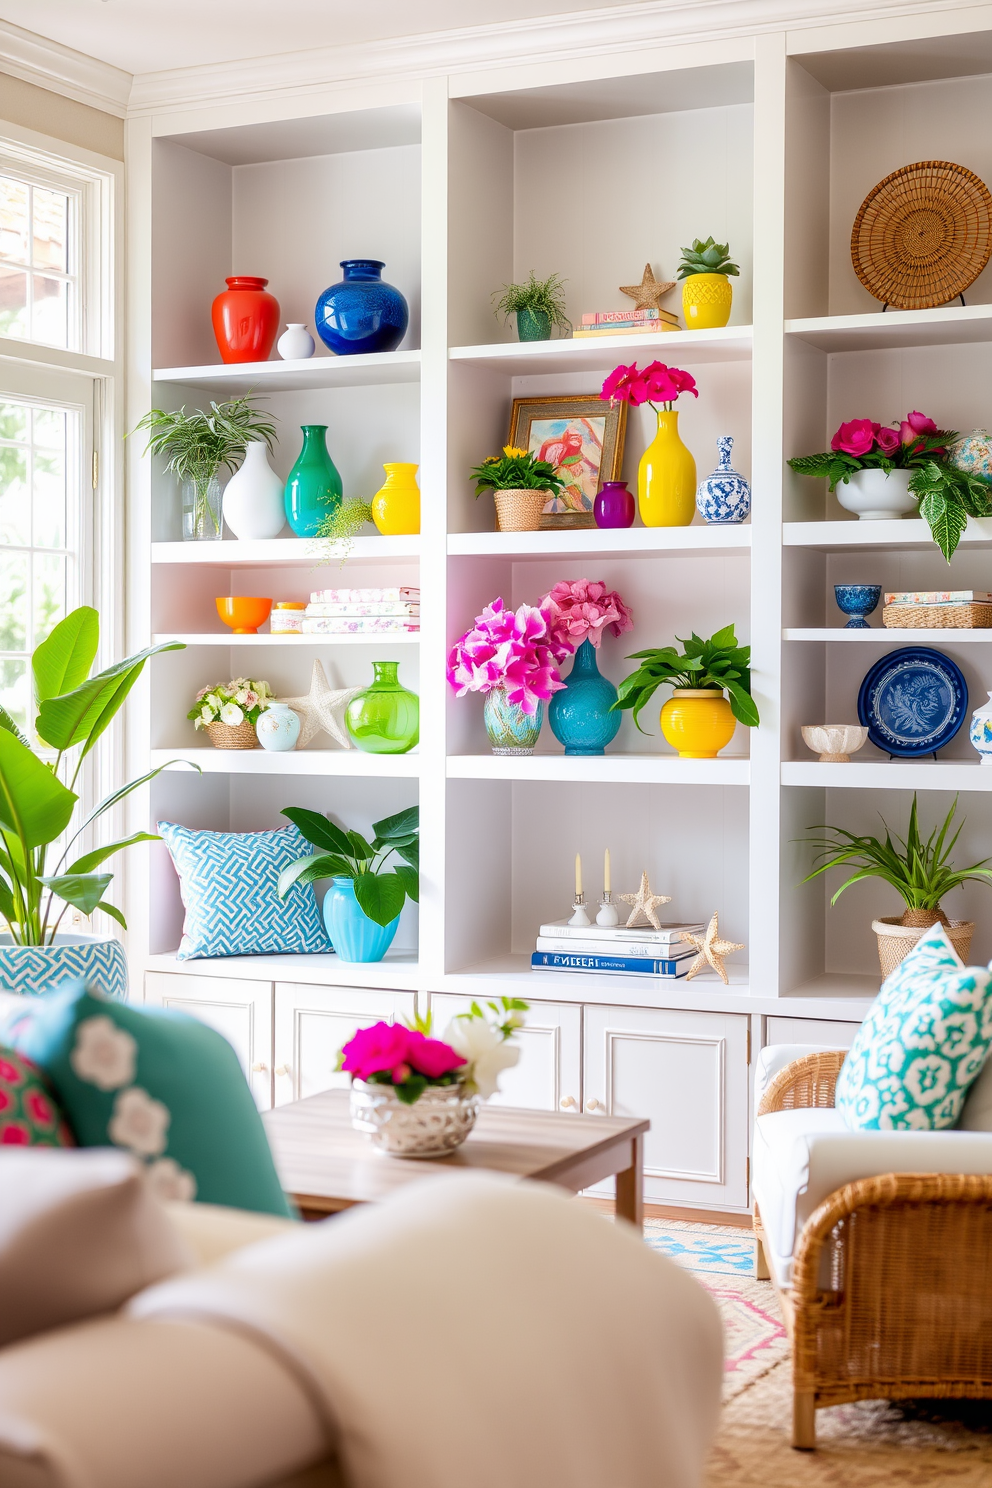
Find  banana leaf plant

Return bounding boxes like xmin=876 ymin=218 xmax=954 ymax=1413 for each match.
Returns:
xmin=277 ymin=805 xmax=419 ymax=927
xmin=0 ymin=606 xmax=187 ymax=945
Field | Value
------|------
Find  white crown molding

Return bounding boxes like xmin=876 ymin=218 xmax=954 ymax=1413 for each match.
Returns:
xmin=0 ymin=16 xmax=131 ymax=117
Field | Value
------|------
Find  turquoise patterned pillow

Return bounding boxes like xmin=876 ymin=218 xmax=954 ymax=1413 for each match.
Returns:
xmin=159 ymin=821 xmax=329 ymax=960
xmin=837 ymin=924 xmax=992 ymax=1131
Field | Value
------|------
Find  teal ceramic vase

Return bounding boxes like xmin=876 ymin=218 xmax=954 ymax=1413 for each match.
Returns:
xmin=548 ymin=639 xmax=621 ymax=755
xmin=323 ymin=876 xmax=399 ymax=962
xmin=483 ymin=688 xmax=543 ymax=755
xmin=516 ymin=308 xmax=551 ymax=341
xmin=284 ymin=425 xmax=342 ymax=537
xmin=345 ymin=662 xmax=419 ymax=754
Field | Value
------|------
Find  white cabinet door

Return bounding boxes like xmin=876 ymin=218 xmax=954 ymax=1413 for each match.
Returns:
xmin=429 ymin=993 xmax=582 ymax=1114
xmin=765 ymin=1016 xmax=859 ymax=1047
xmin=273 ymin=983 xmax=418 ymax=1106
xmin=144 ymin=972 xmax=273 ymax=1110
xmin=584 ymin=1004 xmax=749 ymax=1209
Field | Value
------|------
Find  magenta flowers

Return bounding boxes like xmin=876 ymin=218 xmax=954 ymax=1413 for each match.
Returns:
xmin=827 ymin=412 xmax=942 ymax=465
xmin=446 ymin=598 xmax=568 ymax=715
xmin=540 ymin=579 xmax=633 ymax=650
xmin=340 ymin=1021 xmax=465 ymax=1088
xmin=601 ymin=360 xmax=698 ymax=412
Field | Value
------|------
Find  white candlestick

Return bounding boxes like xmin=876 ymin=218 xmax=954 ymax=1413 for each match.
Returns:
xmin=575 ymin=853 xmax=582 ymax=898
xmin=604 ymin=848 xmax=611 ymax=896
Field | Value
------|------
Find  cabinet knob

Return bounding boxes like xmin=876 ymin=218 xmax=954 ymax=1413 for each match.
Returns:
xmin=586 ymin=1098 xmax=606 ymax=1113
xmin=559 ymin=1096 xmax=577 ymax=1110
xmin=274 ymin=1065 xmax=290 ymax=1077
xmin=251 ymin=1062 xmax=268 ymax=1073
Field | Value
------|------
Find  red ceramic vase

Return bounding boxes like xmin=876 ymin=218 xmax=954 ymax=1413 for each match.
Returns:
xmin=211 ymin=276 xmax=281 ymax=364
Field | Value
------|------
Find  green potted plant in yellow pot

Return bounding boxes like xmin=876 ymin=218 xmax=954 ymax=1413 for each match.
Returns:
xmin=677 ymin=237 xmax=739 ymax=330
xmin=611 ymin=624 xmax=758 ymax=757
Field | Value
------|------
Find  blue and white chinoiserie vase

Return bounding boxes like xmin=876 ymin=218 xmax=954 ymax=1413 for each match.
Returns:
xmin=970 ymin=691 xmax=992 ymax=764
xmin=0 ymin=933 xmax=128 ymax=1001
xmin=834 ymin=583 xmax=882 ymax=629
xmin=483 ymin=688 xmax=543 ymax=756
xmin=314 ymin=260 xmax=409 ymax=356
xmin=695 ymin=436 xmax=751 ymax=524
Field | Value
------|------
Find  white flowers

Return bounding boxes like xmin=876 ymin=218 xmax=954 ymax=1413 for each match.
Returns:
xmin=190 ymin=677 xmax=274 ymax=730
xmin=70 ymin=1016 xmax=137 ymax=1090
xmin=219 ymin=702 xmax=244 ymax=726
xmin=444 ymin=1015 xmax=521 ymax=1100
xmin=108 ymin=1086 xmax=171 ymax=1157
xmin=146 ymin=1157 xmax=197 ymax=1203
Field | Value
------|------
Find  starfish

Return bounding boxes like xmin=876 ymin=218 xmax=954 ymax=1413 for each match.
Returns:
xmin=619 ymin=263 xmax=676 ymax=312
xmin=278 ymin=660 xmax=360 ymax=749
xmin=618 ymin=872 xmax=672 ymax=930
xmin=683 ymin=912 xmax=745 ymax=985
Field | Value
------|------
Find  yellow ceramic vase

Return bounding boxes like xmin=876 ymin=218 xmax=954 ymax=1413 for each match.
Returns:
xmin=660 ymin=689 xmax=736 ymax=758
xmin=638 ymin=410 xmax=696 ymax=527
xmin=681 ymin=273 xmax=733 ymax=330
xmin=372 ymin=462 xmax=420 ymax=536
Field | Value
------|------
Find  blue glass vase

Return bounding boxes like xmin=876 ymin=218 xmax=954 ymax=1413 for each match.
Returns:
xmin=314 ymin=260 xmax=409 ymax=356
xmin=548 ymin=640 xmax=621 ymax=755
xmin=323 ymin=876 xmax=399 ymax=962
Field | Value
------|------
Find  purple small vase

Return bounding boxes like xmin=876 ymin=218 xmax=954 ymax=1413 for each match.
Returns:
xmin=594 ymin=481 xmax=635 ymax=529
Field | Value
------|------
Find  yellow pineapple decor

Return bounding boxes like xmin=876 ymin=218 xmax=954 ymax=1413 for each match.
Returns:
xmin=677 ymin=237 xmax=738 ymax=329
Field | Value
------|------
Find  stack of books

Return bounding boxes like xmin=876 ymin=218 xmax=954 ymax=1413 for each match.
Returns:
xmin=531 ymin=919 xmax=706 ymax=978
xmin=302 ymin=586 xmax=420 ymax=636
xmin=882 ymin=589 xmax=992 ymax=630
xmin=573 ymin=308 xmax=680 ymax=339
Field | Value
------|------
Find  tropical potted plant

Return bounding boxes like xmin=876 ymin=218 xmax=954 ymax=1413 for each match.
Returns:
xmin=676 ymin=238 xmax=740 ymax=329
xmin=340 ymin=998 xmax=528 ymax=1157
xmin=802 ymin=795 xmax=992 ymax=975
xmin=470 ymin=445 xmax=565 ymax=532
xmin=277 ymin=805 xmax=418 ymax=962
xmin=446 ymin=597 xmax=570 ymax=755
xmin=600 ymin=361 xmax=698 ymax=526
xmin=132 ymin=395 xmax=277 ymax=542
xmin=611 ymin=624 xmax=758 ymax=758
xmin=0 ymin=607 xmax=183 ymax=999
xmin=188 ymin=678 xmax=274 ymax=749
xmin=492 ymin=270 xmax=570 ymax=342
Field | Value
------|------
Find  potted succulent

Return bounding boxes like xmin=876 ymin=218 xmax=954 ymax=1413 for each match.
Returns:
xmin=447 ymin=598 xmax=570 ymax=755
xmin=492 ymin=271 xmax=570 ymax=342
xmin=676 ymin=238 xmax=740 ymax=329
xmin=611 ymin=624 xmax=758 ymax=758
xmin=278 ymin=805 xmax=418 ymax=962
xmin=340 ymin=998 xmax=528 ymax=1156
xmin=802 ymin=795 xmax=992 ymax=974
xmin=470 ymin=445 xmax=564 ymax=532
xmin=189 ymin=678 xmax=274 ymax=749
xmin=0 ymin=607 xmax=183 ymax=999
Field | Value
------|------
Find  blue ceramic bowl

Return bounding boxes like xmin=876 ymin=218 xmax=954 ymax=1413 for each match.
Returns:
xmin=834 ymin=584 xmax=881 ymax=629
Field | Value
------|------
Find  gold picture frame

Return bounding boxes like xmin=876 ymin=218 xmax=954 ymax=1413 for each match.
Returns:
xmin=507 ymin=394 xmax=627 ymax=530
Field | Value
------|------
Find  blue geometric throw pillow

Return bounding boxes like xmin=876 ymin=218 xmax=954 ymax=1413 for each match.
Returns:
xmin=158 ymin=821 xmax=329 ymax=960
xmin=837 ymin=923 xmax=992 ymax=1131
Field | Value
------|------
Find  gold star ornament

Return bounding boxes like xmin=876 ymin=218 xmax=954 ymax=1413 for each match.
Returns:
xmin=683 ymin=912 xmax=745 ymax=985
xmin=278 ymin=660 xmax=360 ymax=749
xmin=619 ymin=872 xmax=672 ymax=930
xmin=619 ymin=263 xmax=676 ymax=312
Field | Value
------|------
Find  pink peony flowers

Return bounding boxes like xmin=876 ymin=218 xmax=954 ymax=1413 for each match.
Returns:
xmin=446 ymin=598 xmax=567 ymax=715
xmin=601 ymin=361 xmax=698 ymax=411
xmin=540 ymin=579 xmax=633 ymax=650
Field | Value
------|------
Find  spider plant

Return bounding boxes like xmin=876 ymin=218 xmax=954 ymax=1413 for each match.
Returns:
xmin=802 ymin=794 xmax=992 ymax=924
xmin=492 ymin=271 xmax=571 ymax=336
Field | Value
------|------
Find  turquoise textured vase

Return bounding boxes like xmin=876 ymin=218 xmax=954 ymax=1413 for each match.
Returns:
xmin=548 ymin=639 xmax=621 ymax=756
xmin=483 ymin=688 xmax=543 ymax=755
xmin=323 ymin=877 xmax=399 ymax=962
xmin=284 ymin=425 xmax=342 ymax=537
xmin=345 ymin=662 xmax=419 ymax=754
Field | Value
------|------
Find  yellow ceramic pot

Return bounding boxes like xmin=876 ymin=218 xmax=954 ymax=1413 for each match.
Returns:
xmin=372 ymin=462 xmax=420 ymax=536
xmin=638 ymin=410 xmax=696 ymax=527
xmin=681 ymin=273 xmax=733 ymax=330
xmin=660 ymin=689 xmax=736 ymax=758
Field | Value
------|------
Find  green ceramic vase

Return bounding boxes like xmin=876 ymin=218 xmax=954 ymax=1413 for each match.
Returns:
xmin=516 ymin=307 xmax=551 ymax=341
xmin=284 ymin=425 xmax=342 ymax=537
xmin=345 ymin=662 xmax=419 ymax=754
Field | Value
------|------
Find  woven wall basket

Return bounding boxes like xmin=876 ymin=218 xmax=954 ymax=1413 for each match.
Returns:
xmin=205 ymin=720 xmax=258 ymax=749
xmin=851 ymin=160 xmax=992 ymax=310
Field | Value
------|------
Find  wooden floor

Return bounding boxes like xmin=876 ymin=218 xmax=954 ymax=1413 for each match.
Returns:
xmin=584 ymin=1197 xmax=753 ymax=1228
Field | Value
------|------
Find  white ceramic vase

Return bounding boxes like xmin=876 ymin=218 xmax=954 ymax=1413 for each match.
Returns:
xmin=970 ymin=691 xmax=992 ymax=764
xmin=277 ymin=323 xmax=315 ymax=360
xmin=256 ymin=703 xmax=301 ymax=752
xmin=222 ymin=441 xmax=286 ymax=540
xmin=835 ymin=467 xmax=916 ymax=521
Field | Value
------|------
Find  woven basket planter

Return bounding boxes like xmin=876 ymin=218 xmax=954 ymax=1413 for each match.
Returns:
xmin=872 ymin=914 xmax=974 ymax=977
xmin=883 ymin=602 xmax=992 ymax=629
xmin=493 ymin=488 xmax=548 ymax=533
xmin=205 ymin=720 xmax=258 ymax=750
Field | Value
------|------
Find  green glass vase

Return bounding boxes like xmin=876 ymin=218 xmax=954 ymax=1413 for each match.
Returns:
xmin=345 ymin=662 xmax=419 ymax=754
xmin=284 ymin=424 xmax=342 ymax=537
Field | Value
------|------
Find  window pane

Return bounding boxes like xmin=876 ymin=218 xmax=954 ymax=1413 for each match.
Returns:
xmin=0 ymin=441 xmax=30 ymax=547
xmin=33 ymin=451 xmax=66 ymax=551
xmin=32 ymin=276 xmax=68 ymax=349
xmin=33 ymin=406 xmax=65 ymax=449
xmin=0 ymin=177 xmax=29 ymax=264
xmin=0 ymin=550 xmax=28 ymax=654
xmin=0 ymin=661 xmax=29 ymax=736
xmin=32 ymin=188 xmax=68 ymax=273
xmin=0 ymin=400 xmax=27 ymax=444
xmin=33 ymin=553 xmax=66 ymax=647
xmin=0 ymin=265 xmax=28 ymax=339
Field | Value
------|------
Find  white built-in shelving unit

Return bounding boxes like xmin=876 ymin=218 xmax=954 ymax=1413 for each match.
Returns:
xmin=124 ymin=11 xmax=992 ymax=1211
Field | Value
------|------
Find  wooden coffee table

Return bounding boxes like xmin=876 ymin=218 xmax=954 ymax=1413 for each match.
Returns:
xmin=263 ymin=1089 xmax=649 ymax=1227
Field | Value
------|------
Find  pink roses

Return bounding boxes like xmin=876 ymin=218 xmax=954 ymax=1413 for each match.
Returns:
xmin=830 ymin=411 xmax=940 ymax=462
xmin=601 ymin=361 xmax=698 ymax=410
xmin=340 ymin=1021 xmax=465 ymax=1086
xmin=540 ymin=579 xmax=633 ymax=650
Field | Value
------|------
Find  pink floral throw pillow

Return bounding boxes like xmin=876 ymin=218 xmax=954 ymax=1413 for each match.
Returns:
xmin=0 ymin=1047 xmax=75 ymax=1147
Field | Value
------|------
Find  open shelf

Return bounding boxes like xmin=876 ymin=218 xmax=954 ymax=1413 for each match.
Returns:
xmin=786 ymin=304 xmax=992 ymax=353
xmin=783 ymin=761 xmax=991 ymax=790
xmin=784 ymin=520 xmax=992 ymax=551
xmin=152 ymin=537 xmax=420 ymax=565
xmin=152 ymin=748 xmax=420 ymax=778
xmin=447 ymin=755 xmax=749 ymax=784
xmin=784 ymin=628 xmax=992 ymax=642
xmin=146 ymin=949 xmax=421 ymax=992
xmin=447 ymin=528 xmax=750 ymax=559
xmin=154 ymin=632 xmax=420 ymax=646
xmin=449 ymin=326 xmax=752 ymax=376
xmin=152 ymin=351 xmax=421 ymax=393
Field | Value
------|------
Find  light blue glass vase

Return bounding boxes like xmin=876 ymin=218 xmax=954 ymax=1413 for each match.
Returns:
xmin=548 ymin=639 xmax=621 ymax=755
xmin=483 ymin=688 xmax=543 ymax=755
xmin=323 ymin=876 xmax=399 ymax=962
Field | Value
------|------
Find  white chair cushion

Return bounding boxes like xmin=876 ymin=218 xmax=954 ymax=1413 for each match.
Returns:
xmin=752 ymin=1105 xmax=992 ymax=1287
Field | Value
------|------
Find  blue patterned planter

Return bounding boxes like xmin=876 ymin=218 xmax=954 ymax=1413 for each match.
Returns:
xmin=0 ymin=934 xmax=128 ymax=1000
xmin=483 ymin=689 xmax=543 ymax=755
xmin=695 ymin=436 xmax=751 ymax=524
xmin=323 ymin=877 xmax=399 ymax=963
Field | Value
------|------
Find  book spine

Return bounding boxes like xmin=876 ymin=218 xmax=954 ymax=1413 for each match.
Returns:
xmin=884 ymin=591 xmax=992 ymax=605
xmin=582 ymin=309 xmax=662 ymax=323
xmin=538 ymin=923 xmax=700 ymax=944
xmin=535 ymin=936 xmax=694 ymax=958
xmin=531 ymin=951 xmax=693 ymax=975
xmin=573 ymin=326 xmax=678 ymax=337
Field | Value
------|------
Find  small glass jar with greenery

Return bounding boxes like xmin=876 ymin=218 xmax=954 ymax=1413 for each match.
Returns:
xmin=492 ymin=271 xmax=570 ymax=342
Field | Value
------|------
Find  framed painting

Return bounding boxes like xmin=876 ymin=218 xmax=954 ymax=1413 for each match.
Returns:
xmin=507 ymin=394 xmax=627 ymax=530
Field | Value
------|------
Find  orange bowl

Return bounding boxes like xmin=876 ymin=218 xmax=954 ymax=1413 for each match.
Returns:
xmin=215 ymin=596 xmax=273 ymax=634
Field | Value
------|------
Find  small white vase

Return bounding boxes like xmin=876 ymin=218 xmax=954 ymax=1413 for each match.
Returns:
xmin=970 ymin=691 xmax=992 ymax=764
xmin=222 ymin=441 xmax=286 ymax=540
xmin=277 ymin=323 xmax=315 ymax=360
xmin=835 ymin=467 xmax=916 ymax=521
xmin=256 ymin=703 xmax=301 ymax=752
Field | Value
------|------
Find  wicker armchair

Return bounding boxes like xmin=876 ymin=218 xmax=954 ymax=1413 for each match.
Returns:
xmin=754 ymin=1050 xmax=992 ymax=1450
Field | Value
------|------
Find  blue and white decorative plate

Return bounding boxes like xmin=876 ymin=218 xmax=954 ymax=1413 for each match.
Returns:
xmin=857 ymin=647 xmax=968 ymax=757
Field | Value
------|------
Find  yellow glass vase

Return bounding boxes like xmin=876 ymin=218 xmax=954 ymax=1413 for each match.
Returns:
xmin=660 ymin=689 xmax=737 ymax=758
xmin=638 ymin=410 xmax=696 ymax=527
xmin=372 ymin=462 xmax=420 ymax=536
xmin=681 ymin=273 xmax=733 ymax=330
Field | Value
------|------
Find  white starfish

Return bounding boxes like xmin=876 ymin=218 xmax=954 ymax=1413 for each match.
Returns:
xmin=278 ymin=659 xmax=359 ymax=749
xmin=682 ymin=912 xmax=745 ymax=986
xmin=618 ymin=871 xmax=672 ymax=930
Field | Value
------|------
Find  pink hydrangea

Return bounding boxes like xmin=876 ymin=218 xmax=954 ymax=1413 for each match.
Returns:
xmin=446 ymin=598 xmax=567 ymax=716
xmin=831 ymin=419 xmax=878 ymax=458
xmin=601 ymin=361 xmax=698 ymax=411
xmin=540 ymin=579 xmax=633 ymax=651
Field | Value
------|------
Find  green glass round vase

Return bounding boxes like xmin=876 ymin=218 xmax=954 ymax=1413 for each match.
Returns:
xmin=284 ymin=424 xmax=343 ymax=537
xmin=345 ymin=662 xmax=419 ymax=754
